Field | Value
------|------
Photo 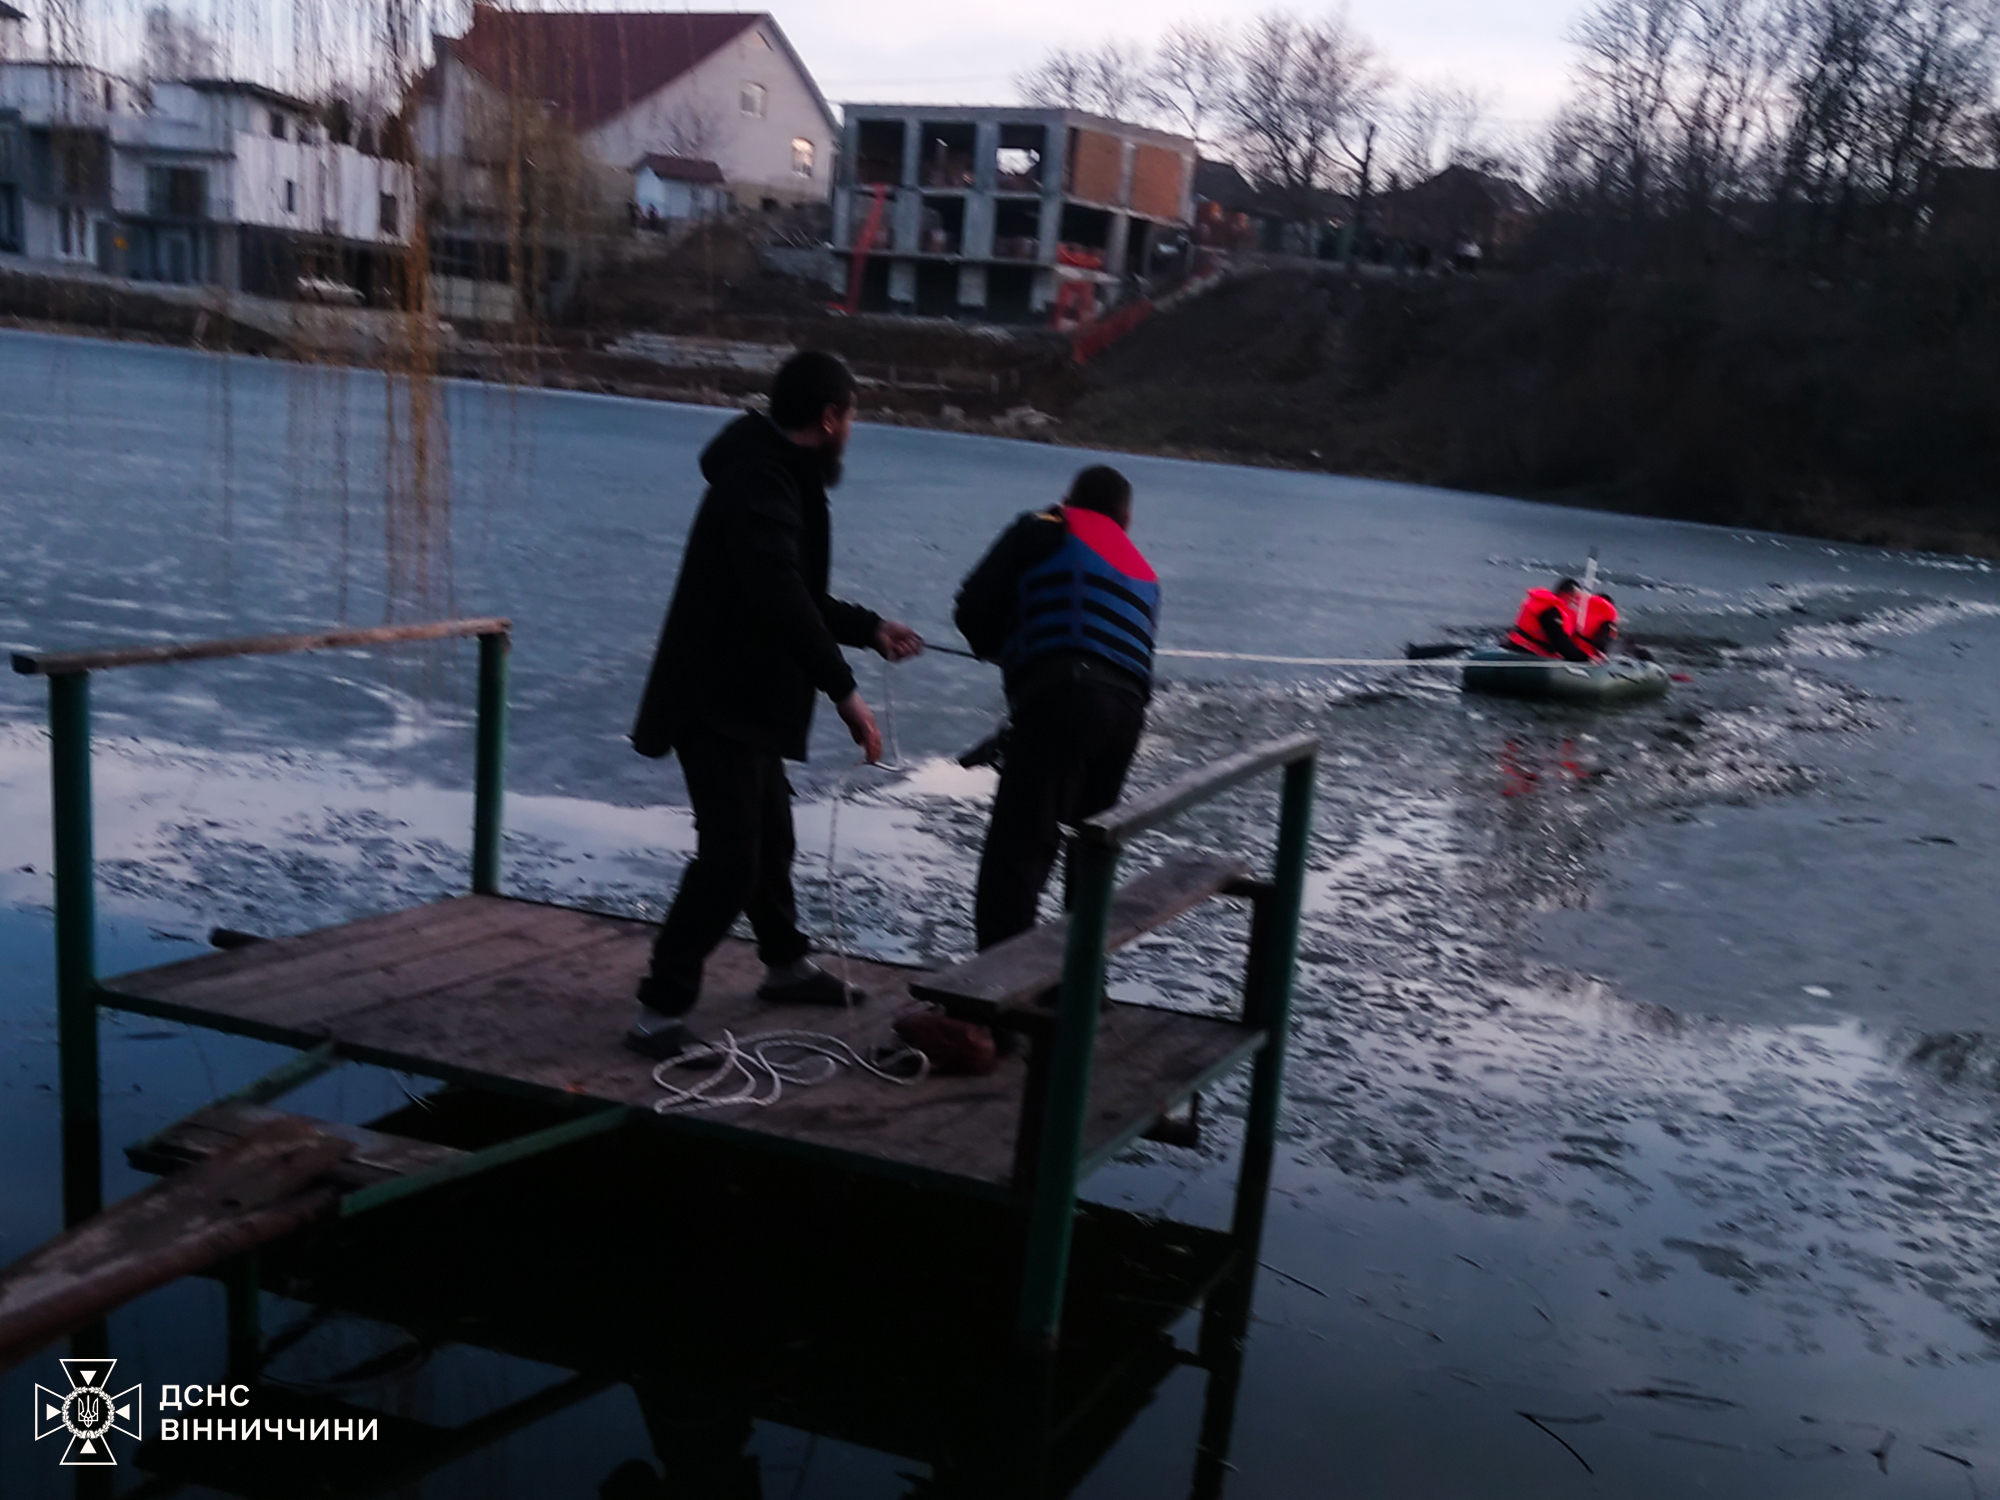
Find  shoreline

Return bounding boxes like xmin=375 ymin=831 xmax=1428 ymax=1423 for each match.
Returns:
xmin=7 ymin=306 xmax=1995 ymax=566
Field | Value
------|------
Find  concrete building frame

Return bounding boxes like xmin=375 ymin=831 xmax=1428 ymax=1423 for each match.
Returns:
xmin=831 ymin=104 xmax=1195 ymax=320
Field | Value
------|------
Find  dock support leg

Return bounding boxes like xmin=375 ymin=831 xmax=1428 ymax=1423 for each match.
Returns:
xmin=1197 ymin=757 xmax=1312 ymax=1495
xmin=50 ymin=671 xmax=102 ymax=1229
xmin=471 ymin=630 xmax=510 ymax=896
xmin=225 ymin=1252 xmax=262 ymax=1376
xmin=1015 ymin=840 xmax=1117 ymax=1350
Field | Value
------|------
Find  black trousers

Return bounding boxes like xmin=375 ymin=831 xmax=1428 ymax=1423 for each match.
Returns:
xmin=645 ymin=723 xmax=812 ymax=1011
xmin=974 ymin=679 xmax=1146 ymax=950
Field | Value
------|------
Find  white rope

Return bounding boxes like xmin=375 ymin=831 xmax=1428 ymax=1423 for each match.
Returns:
xmin=650 ymin=1028 xmax=926 ymax=1112
xmin=1157 ymin=650 xmax=1575 ymax=667
xmin=922 ymin=635 xmax=1635 ymax=670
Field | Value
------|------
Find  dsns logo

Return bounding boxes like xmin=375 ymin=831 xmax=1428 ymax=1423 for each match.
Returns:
xmin=35 ymin=1358 xmax=143 ymax=1466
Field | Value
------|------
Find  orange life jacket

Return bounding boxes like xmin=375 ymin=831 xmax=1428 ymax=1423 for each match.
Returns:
xmin=1506 ymin=587 xmax=1575 ymax=658
xmin=1577 ymin=595 xmax=1618 ymax=655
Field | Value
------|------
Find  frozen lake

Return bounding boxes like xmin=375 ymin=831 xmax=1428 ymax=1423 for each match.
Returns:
xmin=3 ymin=327 xmax=1998 ymax=1497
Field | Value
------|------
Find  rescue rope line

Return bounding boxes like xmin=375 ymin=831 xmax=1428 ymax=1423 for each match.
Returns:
xmin=919 ymin=638 xmax=1629 ymax=669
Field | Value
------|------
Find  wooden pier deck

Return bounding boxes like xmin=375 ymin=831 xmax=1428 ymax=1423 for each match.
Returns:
xmin=101 ymin=893 xmax=1262 ymax=1195
xmin=11 ymin=616 xmax=1314 ymax=1357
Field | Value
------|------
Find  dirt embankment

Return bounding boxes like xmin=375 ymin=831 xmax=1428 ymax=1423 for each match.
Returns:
xmin=1060 ymin=264 xmax=2000 ymax=558
xmin=14 ymin=235 xmax=1998 ymax=558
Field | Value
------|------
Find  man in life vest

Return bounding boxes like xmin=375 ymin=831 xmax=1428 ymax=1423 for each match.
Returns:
xmin=1576 ymin=591 xmax=1619 ymax=658
xmin=1506 ymin=577 xmax=1595 ymax=662
xmin=954 ymin=466 xmax=1156 ymax=949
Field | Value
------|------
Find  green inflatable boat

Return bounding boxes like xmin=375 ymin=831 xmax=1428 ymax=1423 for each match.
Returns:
xmin=1461 ymin=647 xmax=1672 ymax=705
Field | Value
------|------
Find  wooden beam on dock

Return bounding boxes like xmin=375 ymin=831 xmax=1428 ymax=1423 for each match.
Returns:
xmin=11 ymin=617 xmax=510 ymax=677
xmin=911 ymin=852 xmax=1253 ymax=1022
xmin=0 ymin=1118 xmax=349 ymax=1371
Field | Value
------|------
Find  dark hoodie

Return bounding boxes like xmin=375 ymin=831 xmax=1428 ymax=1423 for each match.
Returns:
xmin=631 ymin=413 xmax=882 ymax=762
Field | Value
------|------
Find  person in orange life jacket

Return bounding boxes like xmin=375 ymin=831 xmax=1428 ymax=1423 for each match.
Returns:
xmin=1506 ymin=577 xmax=1594 ymax=662
xmin=1577 ymin=591 xmax=1619 ymax=657
xmin=954 ymin=466 xmax=1156 ymax=950
xmin=625 ymin=351 xmax=923 ymax=1060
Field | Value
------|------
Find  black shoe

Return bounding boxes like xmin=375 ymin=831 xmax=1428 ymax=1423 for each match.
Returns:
xmin=756 ymin=965 xmax=865 ymax=1007
xmin=623 ymin=1012 xmax=699 ymax=1061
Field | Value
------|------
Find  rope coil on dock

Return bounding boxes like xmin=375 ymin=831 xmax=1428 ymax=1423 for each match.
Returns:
xmin=650 ymin=1030 xmax=928 ymax=1112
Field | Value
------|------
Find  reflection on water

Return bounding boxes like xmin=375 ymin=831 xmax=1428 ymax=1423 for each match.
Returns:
xmin=4 ymin=330 xmax=2000 ymax=1496
xmin=131 ymin=1136 xmax=1263 ymax=1500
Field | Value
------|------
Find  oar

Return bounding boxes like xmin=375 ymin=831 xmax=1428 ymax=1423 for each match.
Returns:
xmin=1405 ymin=641 xmax=1473 ymax=660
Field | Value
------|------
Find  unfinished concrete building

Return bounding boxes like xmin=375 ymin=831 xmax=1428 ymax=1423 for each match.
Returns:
xmin=831 ymin=105 xmax=1195 ymax=320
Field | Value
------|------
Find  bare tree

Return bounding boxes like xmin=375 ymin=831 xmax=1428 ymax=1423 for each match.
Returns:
xmin=1546 ymin=0 xmax=2000 ymax=259
xmin=1017 ymin=40 xmax=1150 ymax=119
xmin=142 ymin=4 xmax=220 ymax=84
xmin=1017 ymin=49 xmax=1094 ymax=110
xmin=1143 ymin=22 xmax=1235 ymax=142
xmin=1571 ymin=0 xmax=1686 ymax=214
xmin=1087 ymin=40 xmax=1149 ymax=118
xmin=1391 ymin=79 xmax=1510 ymax=181
xmin=1224 ymin=11 xmax=1387 ymax=217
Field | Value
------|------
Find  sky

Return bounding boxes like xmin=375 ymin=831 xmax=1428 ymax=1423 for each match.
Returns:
xmin=778 ymin=0 xmax=1581 ymax=123
xmin=27 ymin=0 xmax=1584 ymax=135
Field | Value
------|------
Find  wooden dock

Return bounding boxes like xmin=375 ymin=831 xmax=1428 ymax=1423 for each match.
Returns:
xmin=7 ymin=616 xmax=1315 ymax=1367
xmin=102 ymin=893 xmax=1263 ymax=1195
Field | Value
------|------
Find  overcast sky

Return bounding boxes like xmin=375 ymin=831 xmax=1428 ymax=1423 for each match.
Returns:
xmin=50 ymin=0 xmax=1583 ymax=131
xmin=780 ymin=0 xmax=1581 ymax=123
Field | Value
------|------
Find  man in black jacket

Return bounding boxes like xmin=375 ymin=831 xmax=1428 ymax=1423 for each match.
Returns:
xmin=954 ymin=466 xmax=1155 ymax=950
xmin=628 ymin=352 xmax=921 ymax=1057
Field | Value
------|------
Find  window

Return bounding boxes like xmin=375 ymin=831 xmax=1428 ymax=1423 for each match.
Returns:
xmin=791 ymin=137 xmax=814 ymax=178
xmin=270 ymin=110 xmax=286 ymax=139
xmin=284 ymin=179 xmax=297 ymax=213
xmin=379 ymin=192 xmax=399 ymax=237
xmin=146 ymin=166 xmax=207 ymax=219
xmin=739 ymin=83 xmax=766 ymax=118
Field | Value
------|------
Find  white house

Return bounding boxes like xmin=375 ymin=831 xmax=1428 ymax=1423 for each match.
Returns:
xmin=0 ymin=62 xmax=412 ymax=295
xmin=417 ymin=10 xmax=838 ymax=214
xmin=0 ymin=3 xmax=27 ymax=63
xmin=633 ymin=153 xmax=729 ymax=224
xmin=127 ymin=81 xmax=412 ymax=290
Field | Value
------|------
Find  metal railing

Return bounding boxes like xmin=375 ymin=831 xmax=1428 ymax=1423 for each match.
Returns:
xmin=1017 ymin=731 xmax=1318 ymax=1346
xmin=12 ymin=617 xmax=512 ymax=1227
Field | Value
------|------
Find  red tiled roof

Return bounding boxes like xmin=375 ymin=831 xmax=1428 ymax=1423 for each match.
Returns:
xmin=636 ymin=153 xmax=724 ymax=183
xmin=443 ymin=8 xmax=764 ymax=132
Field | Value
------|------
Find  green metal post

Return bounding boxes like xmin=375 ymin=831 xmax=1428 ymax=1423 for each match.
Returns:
xmin=50 ymin=672 xmax=103 ymax=1228
xmin=471 ymin=630 xmax=510 ymax=895
xmin=1016 ymin=838 xmax=1118 ymax=1349
xmin=1234 ymin=756 xmax=1314 ymax=1241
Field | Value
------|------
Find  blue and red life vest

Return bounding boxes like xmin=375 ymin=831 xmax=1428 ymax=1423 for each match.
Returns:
xmin=1001 ymin=506 xmax=1159 ymax=685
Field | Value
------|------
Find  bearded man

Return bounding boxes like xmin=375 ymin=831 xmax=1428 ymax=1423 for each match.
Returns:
xmin=627 ymin=351 xmax=921 ymax=1057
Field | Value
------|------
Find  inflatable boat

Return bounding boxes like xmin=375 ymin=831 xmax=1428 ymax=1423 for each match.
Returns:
xmin=1460 ymin=647 xmax=1672 ymax=705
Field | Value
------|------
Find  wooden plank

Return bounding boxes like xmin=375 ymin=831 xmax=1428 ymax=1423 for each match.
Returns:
xmin=910 ymin=853 xmax=1252 ymax=1020
xmin=128 ymin=1102 xmax=467 ymax=1190
xmin=360 ymin=935 xmax=1032 ymax=1187
xmin=12 ymin=617 xmax=510 ymax=677
xmin=117 ymin=902 xmax=640 ymax=1033
xmin=1079 ymin=733 xmax=1316 ymax=849
xmin=1078 ymin=1009 xmax=1264 ymax=1174
xmin=0 ymin=1119 xmax=349 ymax=1371
xmin=107 ymin=896 xmax=504 ymax=998
xmin=329 ymin=926 xmax=664 ymax=1092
